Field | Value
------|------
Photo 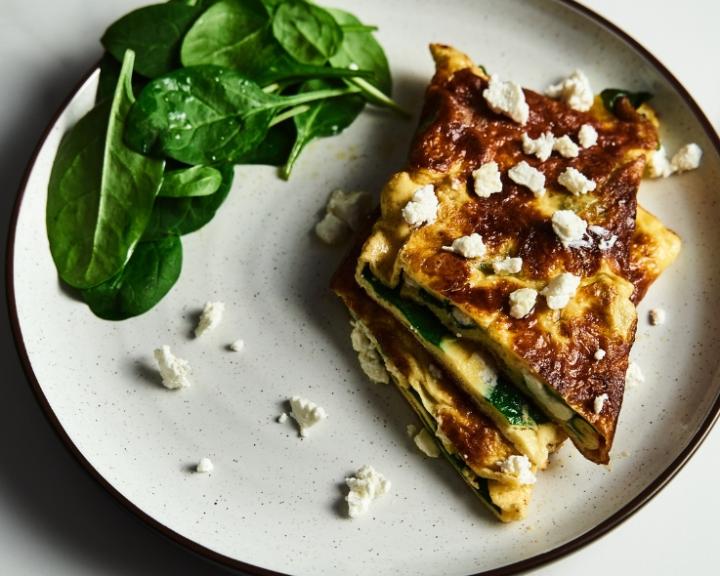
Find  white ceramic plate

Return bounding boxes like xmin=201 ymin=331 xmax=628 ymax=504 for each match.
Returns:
xmin=9 ymin=1 xmax=720 ymax=574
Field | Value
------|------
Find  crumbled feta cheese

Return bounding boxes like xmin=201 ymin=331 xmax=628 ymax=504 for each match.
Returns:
xmin=326 ymin=189 xmax=372 ymax=231
xmin=625 ymin=362 xmax=645 ymax=388
xmin=350 ymin=320 xmax=390 ymax=384
xmin=153 ymin=345 xmax=192 ymax=389
xmin=552 ymin=210 xmax=588 ymax=248
xmin=670 ymin=143 xmax=702 ymax=172
xmin=649 ymin=308 xmax=666 ymax=326
xmin=483 ymin=75 xmax=529 ymax=124
xmin=451 ymin=307 xmax=475 ymax=327
xmin=289 ymin=396 xmax=328 ymax=437
xmin=472 ymin=161 xmax=504 ymax=197
xmin=508 ymin=161 xmax=546 ymax=197
xmin=277 ymin=412 xmax=288 ymax=424
xmin=553 ymin=135 xmax=580 ymax=158
xmin=345 ymin=465 xmax=391 ymax=518
xmin=493 ymin=256 xmax=523 ymax=275
xmin=195 ymin=458 xmax=214 ymax=473
xmin=545 ymin=70 xmax=594 ymax=112
xmin=413 ymin=428 xmax=440 ymax=458
xmin=646 ymin=147 xmax=673 ymax=179
xmin=195 ymin=301 xmax=225 ymax=338
xmin=442 ymin=233 xmax=486 ymax=258
xmin=593 ymin=393 xmax=609 ymax=415
xmin=588 ymin=224 xmax=617 ymax=250
xmin=540 ymin=272 xmax=581 ymax=310
xmin=557 ymin=167 xmax=596 ymax=196
xmin=406 ymin=424 xmax=418 ymax=437
xmin=498 ymin=455 xmax=536 ymax=485
xmin=509 ymin=288 xmax=538 ymax=319
xmin=594 ymin=348 xmax=606 ymax=361
xmin=402 ymin=185 xmax=439 ymax=227
xmin=229 ymin=339 xmax=244 ymax=352
xmin=522 ymin=131 xmax=555 ymax=161
xmin=578 ymin=124 xmax=598 ymax=148
xmin=588 ymin=225 xmax=609 ymax=236
xmin=315 ymin=212 xmax=348 ymax=244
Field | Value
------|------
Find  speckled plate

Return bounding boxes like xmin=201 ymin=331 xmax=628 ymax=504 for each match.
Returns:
xmin=8 ymin=1 xmax=720 ymax=575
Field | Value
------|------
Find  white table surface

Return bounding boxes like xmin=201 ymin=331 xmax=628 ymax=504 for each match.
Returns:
xmin=1 ymin=1 xmax=717 ymax=574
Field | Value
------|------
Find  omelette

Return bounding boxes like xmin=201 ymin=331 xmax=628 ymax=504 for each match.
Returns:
xmin=355 ymin=45 xmax=680 ymax=464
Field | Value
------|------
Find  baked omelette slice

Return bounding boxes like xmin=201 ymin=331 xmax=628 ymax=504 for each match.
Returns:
xmin=332 ymin=249 xmax=550 ymax=522
xmin=356 ymin=44 xmax=680 ymax=463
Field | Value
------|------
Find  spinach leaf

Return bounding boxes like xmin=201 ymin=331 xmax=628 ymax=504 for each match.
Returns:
xmin=97 ymin=53 xmax=122 ymax=103
xmin=272 ymin=0 xmax=343 ymax=65
xmin=158 ymin=165 xmax=223 ymax=197
xmin=180 ymin=0 xmax=268 ymax=70
xmin=282 ymin=79 xmax=365 ymax=178
xmin=233 ymin=121 xmax=295 ymax=166
xmin=601 ymin=88 xmax=653 ymax=113
xmin=124 ymin=66 xmax=359 ymax=165
xmin=47 ymin=50 xmax=164 ymax=289
xmin=143 ymin=164 xmax=234 ymax=239
xmin=81 ymin=235 xmax=182 ymax=320
xmin=101 ymin=2 xmax=205 ymax=78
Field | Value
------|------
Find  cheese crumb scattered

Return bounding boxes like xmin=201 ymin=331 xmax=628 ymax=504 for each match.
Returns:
xmin=315 ymin=190 xmax=371 ymax=244
xmin=625 ymin=362 xmax=645 ymax=388
xmin=557 ymin=167 xmax=596 ymax=196
xmin=472 ymin=161 xmax=504 ymax=197
xmin=229 ymin=339 xmax=244 ymax=352
xmin=541 ymin=272 xmax=581 ymax=310
xmin=195 ymin=301 xmax=225 ymax=338
xmin=315 ymin=212 xmax=348 ymax=244
xmin=493 ymin=257 xmax=523 ymax=275
xmin=402 ymin=185 xmax=439 ymax=227
xmin=289 ymin=396 xmax=328 ymax=437
xmin=451 ymin=307 xmax=475 ymax=327
xmin=671 ymin=143 xmax=702 ymax=173
xmin=277 ymin=412 xmax=288 ymax=424
xmin=350 ymin=320 xmax=390 ymax=384
xmin=498 ymin=455 xmax=536 ymax=485
xmin=442 ymin=233 xmax=486 ymax=258
xmin=553 ymin=135 xmax=580 ymax=158
xmin=594 ymin=348 xmax=606 ymax=361
xmin=508 ymin=160 xmax=546 ymax=197
xmin=345 ymin=465 xmax=391 ymax=518
xmin=509 ymin=288 xmax=538 ymax=319
xmin=483 ymin=75 xmax=529 ymax=124
xmin=552 ymin=210 xmax=588 ymax=248
xmin=545 ymin=70 xmax=594 ymax=112
xmin=522 ymin=132 xmax=554 ymax=161
xmin=196 ymin=458 xmax=214 ymax=473
xmin=413 ymin=428 xmax=440 ymax=458
xmin=649 ymin=308 xmax=666 ymax=326
xmin=578 ymin=124 xmax=598 ymax=148
xmin=593 ymin=393 xmax=609 ymax=415
xmin=153 ymin=345 xmax=191 ymax=389
xmin=406 ymin=424 xmax=418 ymax=438
xmin=646 ymin=146 xmax=673 ymax=179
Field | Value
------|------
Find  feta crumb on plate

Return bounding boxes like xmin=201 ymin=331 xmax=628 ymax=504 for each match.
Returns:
xmin=153 ymin=345 xmax=191 ymax=389
xmin=594 ymin=393 xmax=609 ymax=415
xmin=350 ymin=320 xmax=390 ymax=384
xmin=545 ymin=70 xmax=594 ymax=112
xmin=522 ymin=131 xmax=554 ymax=161
xmin=482 ymin=75 xmax=529 ymax=124
xmin=413 ymin=428 xmax=440 ymax=458
xmin=509 ymin=288 xmax=538 ymax=319
xmin=626 ymin=362 xmax=645 ymax=388
xmin=315 ymin=189 xmax=372 ymax=244
xmin=195 ymin=301 xmax=225 ymax=338
xmin=229 ymin=339 xmax=244 ymax=352
xmin=472 ymin=161 xmax=503 ymax=197
xmin=345 ymin=465 xmax=391 ymax=518
xmin=552 ymin=134 xmax=580 ymax=158
xmin=646 ymin=146 xmax=673 ymax=178
xmin=315 ymin=212 xmax=348 ymax=245
xmin=578 ymin=124 xmax=598 ymax=148
xmin=649 ymin=308 xmax=666 ymax=326
xmin=508 ymin=160 xmax=546 ymax=197
xmin=557 ymin=167 xmax=596 ymax=196
xmin=493 ymin=256 xmax=523 ymax=275
xmin=594 ymin=348 xmax=606 ymax=361
xmin=289 ymin=396 xmax=328 ymax=437
xmin=671 ymin=143 xmax=702 ymax=172
xmin=196 ymin=458 xmax=214 ymax=473
xmin=552 ymin=210 xmax=588 ymax=248
xmin=497 ymin=455 xmax=536 ymax=485
xmin=277 ymin=412 xmax=288 ymax=424
xmin=442 ymin=233 xmax=486 ymax=258
xmin=406 ymin=424 xmax=418 ymax=438
xmin=541 ymin=272 xmax=581 ymax=310
xmin=402 ymin=184 xmax=439 ymax=227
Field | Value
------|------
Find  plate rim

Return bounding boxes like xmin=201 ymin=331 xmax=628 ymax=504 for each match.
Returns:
xmin=5 ymin=1 xmax=720 ymax=575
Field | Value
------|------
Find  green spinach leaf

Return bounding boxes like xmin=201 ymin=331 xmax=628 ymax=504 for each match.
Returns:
xmin=143 ymin=164 xmax=234 ymax=239
xmin=272 ymin=0 xmax=343 ymax=65
xmin=601 ymin=88 xmax=653 ymax=113
xmin=81 ymin=235 xmax=182 ymax=320
xmin=101 ymin=2 xmax=205 ymax=78
xmin=233 ymin=121 xmax=295 ymax=165
xmin=47 ymin=50 xmax=164 ymax=289
xmin=158 ymin=165 xmax=223 ymax=197
xmin=124 ymin=66 xmax=359 ymax=165
xmin=282 ymin=79 xmax=364 ymax=178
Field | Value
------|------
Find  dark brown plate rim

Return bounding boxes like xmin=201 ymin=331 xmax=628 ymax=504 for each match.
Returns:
xmin=5 ymin=1 xmax=720 ymax=575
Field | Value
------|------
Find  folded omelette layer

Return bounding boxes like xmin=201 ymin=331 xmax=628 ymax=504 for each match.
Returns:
xmin=357 ymin=44 xmax=680 ymax=463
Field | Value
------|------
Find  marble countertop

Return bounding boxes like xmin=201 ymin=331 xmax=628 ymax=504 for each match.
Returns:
xmin=1 ymin=1 xmax=717 ymax=574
